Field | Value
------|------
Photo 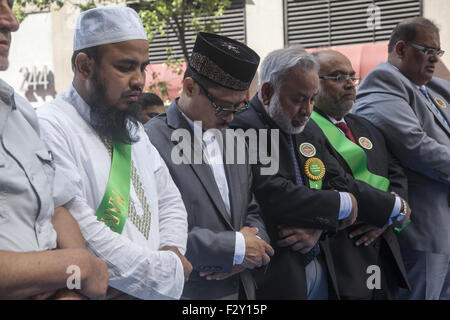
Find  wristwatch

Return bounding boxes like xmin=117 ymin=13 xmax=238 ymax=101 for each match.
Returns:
xmin=394 ymin=198 xmax=408 ymax=227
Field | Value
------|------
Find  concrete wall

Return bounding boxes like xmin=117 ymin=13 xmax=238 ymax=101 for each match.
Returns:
xmin=51 ymin=4 xmax=80 ymax=96
xmin=245 ymin=0 xmax=284 ymax=63
xmin=3 ymin=12 xmax=55 ymax=108
xmin=423 ymin=0 xmax=450 ymax=68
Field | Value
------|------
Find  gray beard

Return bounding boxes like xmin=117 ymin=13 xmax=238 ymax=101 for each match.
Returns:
xmin=267 ymin=93 xmax=307 ymax=135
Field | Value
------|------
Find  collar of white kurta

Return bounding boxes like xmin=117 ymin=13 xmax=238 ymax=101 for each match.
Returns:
xmin=63 ymin=85 xmax=139 ymax=133
xmin=63 ymin=84 xmax=94 ymax=126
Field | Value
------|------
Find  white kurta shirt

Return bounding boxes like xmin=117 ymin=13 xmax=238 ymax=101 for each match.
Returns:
xmin=37 ymin=85 xmax=188 ymax=300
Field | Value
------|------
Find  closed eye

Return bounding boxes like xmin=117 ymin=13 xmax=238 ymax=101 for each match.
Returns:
xmin=115 ymin=64 xmax=134 ymax=72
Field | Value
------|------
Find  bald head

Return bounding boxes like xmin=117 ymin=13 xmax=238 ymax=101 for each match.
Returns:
xmin=312 ymin=50 xmax=357 ymax=120
xmin=313 ymin=50 xmax=353 ymax=75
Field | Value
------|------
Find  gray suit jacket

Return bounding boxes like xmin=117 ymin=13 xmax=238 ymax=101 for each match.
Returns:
xmin=144 ymin=101 xmax=269 ymax=299
xmin=354 ymin=62 xmax=450 ymax=255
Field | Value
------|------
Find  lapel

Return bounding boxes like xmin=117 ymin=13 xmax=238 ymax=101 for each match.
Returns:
xmin=414 ymin=86 xmax=450 ymax=134
xmin=424 ymin=86 xmax=450 ymax=135
xmin=343 ymin=115 xmax=361 ymax=143
xmin=166 ymin=102 xmax=234 ymax=229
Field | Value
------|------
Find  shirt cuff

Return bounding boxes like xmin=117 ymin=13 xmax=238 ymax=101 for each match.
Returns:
xmin=338 ymin=192 xmax=352 ymax=220
xmin=233 ymin=232 xmax=246 ymax=265
xmin=388 ymin=196 xmax=403 ymax=226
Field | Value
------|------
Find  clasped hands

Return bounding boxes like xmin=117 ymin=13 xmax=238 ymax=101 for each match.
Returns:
xmin=200 ymin=226 xmax=274 ymax=281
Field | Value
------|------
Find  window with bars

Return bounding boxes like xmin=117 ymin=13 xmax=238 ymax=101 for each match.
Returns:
xmin=284 ymin=0 xmax=422 ymax=48
xmin=129 ymin=0 xmax=246 ymax=64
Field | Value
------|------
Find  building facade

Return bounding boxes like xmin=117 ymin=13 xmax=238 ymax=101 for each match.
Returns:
xmin=2 ymin=0 xmax=449 ymax=107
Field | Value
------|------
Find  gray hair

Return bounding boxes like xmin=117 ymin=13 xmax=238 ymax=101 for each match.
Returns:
xmin=258 ymin=45 xmax=319 ymax=93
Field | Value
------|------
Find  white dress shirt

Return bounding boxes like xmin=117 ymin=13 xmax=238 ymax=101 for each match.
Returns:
xmin=37 ymin=85 xmax=188 ymax=300
xmin=181 ymin=114 xmax=246 ymax=265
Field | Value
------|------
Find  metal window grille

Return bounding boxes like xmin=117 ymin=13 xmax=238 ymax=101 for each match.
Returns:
xmin=129 ymin=1 xmax=246 ymax=63
xmin=284 ymin=0 xmax=422 ymax=48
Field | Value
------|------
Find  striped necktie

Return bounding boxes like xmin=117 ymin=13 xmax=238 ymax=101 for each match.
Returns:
xmin=287 ymin=134 xmax=320 ymax=265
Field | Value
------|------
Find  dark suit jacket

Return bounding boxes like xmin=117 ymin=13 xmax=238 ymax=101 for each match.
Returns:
xmin=144 ymin=101 xmax=269 ymax=300
xmin=354 ymin=62 xmax=450 ymax=255
xmin=307 ymin=111 xmax=410 ymax=298
xmin=231 ymin=96 xmax=370 ymax=299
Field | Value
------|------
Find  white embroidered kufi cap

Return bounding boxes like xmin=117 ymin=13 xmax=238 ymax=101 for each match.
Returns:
xmin=73 ymin=6 xmax=147 ymax=51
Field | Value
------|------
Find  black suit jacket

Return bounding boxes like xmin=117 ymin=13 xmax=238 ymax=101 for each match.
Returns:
xmin=231 ymin=96 xmax=370 ymax=299
xmin=306 ymin=110 xmax=411 ymax=298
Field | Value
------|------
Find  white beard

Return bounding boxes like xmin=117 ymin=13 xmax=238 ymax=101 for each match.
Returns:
xmin=267 ymin=93 xmax=308 ymax=134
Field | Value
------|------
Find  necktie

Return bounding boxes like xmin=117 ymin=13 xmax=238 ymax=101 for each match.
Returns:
xmin=419 ymin=86 xmax=449 ymax=128
xmin=287 ymin=135 xmax=303 ymax=186
xmin=287 ymin=135 xmax=319 ymax=265
xmin=335 ymin=121 xmax=356 ymax=143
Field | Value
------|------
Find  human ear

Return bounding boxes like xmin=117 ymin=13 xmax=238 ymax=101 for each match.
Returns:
xmin=261 ymin=82 xmax=274 ymax=105
xmin=183 ymin=77 xmax=196 ymax=98
xmin=394 ymin=40 xmax=407 ymax=59
xmin=75 ymin=53 xmax=95 ymax=80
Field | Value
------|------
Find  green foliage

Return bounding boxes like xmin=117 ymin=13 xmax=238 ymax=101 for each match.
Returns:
xmin=14 ymin=0 xmax=232 ymax=100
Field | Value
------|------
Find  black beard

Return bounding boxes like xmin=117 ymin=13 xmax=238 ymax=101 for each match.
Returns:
xmin=87 ymin=70 xmax=140 ymax=144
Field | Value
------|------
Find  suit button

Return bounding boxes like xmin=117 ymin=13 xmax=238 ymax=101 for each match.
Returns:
xmin=231 ymin=280 xmax=238 ymax=288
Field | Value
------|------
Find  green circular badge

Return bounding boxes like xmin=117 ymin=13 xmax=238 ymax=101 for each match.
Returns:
xmin=304 ymin=158 xmax=325 ymax=181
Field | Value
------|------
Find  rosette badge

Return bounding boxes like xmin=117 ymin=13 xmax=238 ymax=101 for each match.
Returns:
xmin=304 ymin=158 xmax=326 ymax=181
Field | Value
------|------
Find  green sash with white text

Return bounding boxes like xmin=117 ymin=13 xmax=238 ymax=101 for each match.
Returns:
xmin=95 ymin=141 xmax=132 ymax=234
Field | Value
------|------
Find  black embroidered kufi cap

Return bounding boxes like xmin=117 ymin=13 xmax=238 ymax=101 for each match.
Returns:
xmin=188 ymin=32 xmax=260 ymax=91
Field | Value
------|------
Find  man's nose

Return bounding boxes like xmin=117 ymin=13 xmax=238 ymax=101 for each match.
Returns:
xmin=299 ymin=100 xmax=314 ymax=117
xmin=0 ymin=4 xmax=20 ymax=33
xmin=131 ymin=69 xmax=145 ymax=91
xmin=429 ymin=53 xmax=439 ymax=63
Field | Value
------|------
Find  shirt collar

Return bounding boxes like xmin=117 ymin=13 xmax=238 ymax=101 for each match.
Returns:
xmin=326 ymin=114 xmax=346 ymax=125
xmin=0 ymin=78 xmax=16 ymax=110
xmin=179 ymin=104 xmax=216 ymax=145
xmin=387 ymin=62 xmax=428 ymax=92
xmin=179 ymin=105 xmax=198 ymax=132
xmin=62 ymin=84 xmax=93 ymax=125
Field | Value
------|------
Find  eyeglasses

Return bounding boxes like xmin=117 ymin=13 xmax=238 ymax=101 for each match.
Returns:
xmin=196 ymin=81 xmax=249 ymax=117
xmin=319 ymin=74 xmax=361 ymax=85
xmin=406 ymin=42 xmax=445 ymax=57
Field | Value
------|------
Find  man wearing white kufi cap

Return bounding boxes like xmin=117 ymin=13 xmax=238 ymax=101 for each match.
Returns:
xmin=37 ymin=6 xmax=192 ymax=300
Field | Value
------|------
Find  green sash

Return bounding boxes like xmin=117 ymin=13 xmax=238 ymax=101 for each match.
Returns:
xmin=95 ymin=141 xmax=132 ymax=234
xmin=311 ymin=111 xmax=411 ymax=232
xmin=311 ymin=111 xmax=390 ymax=192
